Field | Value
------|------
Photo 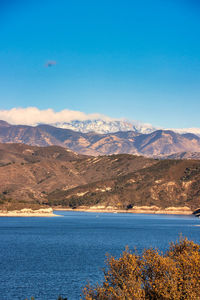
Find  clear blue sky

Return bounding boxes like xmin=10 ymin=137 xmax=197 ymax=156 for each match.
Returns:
xmin=0 ymin=0 xmax=200 ymax=128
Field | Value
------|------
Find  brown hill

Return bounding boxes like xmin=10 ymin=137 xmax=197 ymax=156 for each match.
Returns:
xmin=0 ymin=143 xmax=155 ymax=210
xmin=0 ymin=143 xmax=199 ymax=212
xmin=1 ymin=121 xmax=200 ymax=156
xmin=48 ymin=159 xmax=200 ymax=211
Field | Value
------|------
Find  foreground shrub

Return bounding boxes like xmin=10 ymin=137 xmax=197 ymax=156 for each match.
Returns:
xmin=82 ymin=238 xmax=200 ymax=300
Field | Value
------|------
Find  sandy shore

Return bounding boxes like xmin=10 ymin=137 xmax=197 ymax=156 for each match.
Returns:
xmin=0 ymin=206 xmax=194 ymax=217
xmin=0 ymin=208 xmax=60 ymax=217
xmin=54 ymin=205 xmax=193 ymax=215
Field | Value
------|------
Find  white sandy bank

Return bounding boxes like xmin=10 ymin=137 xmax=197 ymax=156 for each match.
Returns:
xmin=0 ymin=207 xmax=59 ymax=217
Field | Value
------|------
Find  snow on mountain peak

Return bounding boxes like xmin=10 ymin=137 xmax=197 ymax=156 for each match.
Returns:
xmin=51 ymin=119 xmax=200 ymax=136
xmin=52 ymin=119 xmax=157 ymax=134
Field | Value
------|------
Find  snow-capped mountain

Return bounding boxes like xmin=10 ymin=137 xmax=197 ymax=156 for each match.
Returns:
xmin=1 ymin=107 xmax=199 ymax=136
xmin=52 ymin=119 xmax=157 ymax=134
xmin=51 ymin=119 xmax=200 ymax=136
xmin=172 ymin=128 xmax=200 ymax=137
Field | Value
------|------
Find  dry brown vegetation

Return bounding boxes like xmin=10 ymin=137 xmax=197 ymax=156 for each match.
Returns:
xmin=1 ymin=143 xmax=200 ymax=212
xmin=49 ymin=159 xmax=200 ymax=211
xmin=0 ymin=143 xmax=154 ymax=210
xmin=83 ymin=238 xmax=200 ymax=300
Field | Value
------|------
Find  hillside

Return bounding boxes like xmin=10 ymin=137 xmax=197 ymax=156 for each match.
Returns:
xmin=0 ymin=143 xmax=200 ymax=213
xmin=48 ymin=159 xmax=200 ymax=211
xmin=0 ymin=143 xmax=155 ymax=210
xmin=1 ymin=121 xmax=200 ymax=156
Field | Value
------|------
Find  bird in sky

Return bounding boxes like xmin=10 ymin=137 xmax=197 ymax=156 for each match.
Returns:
xmin=45 ymin=60 xmax=57 ymax=68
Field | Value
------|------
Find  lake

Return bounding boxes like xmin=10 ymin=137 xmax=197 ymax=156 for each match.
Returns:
xmin=0 ymin=211 xmax=199 ymax=300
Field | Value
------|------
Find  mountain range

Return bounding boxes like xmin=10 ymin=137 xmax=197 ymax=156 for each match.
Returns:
xmin=52 ymin=119 xmax=157 ymax=134
xmin=48 ymin=119 xmax=200 ymax=136
xmin=1 ymin=120 xmax=200 ymax=157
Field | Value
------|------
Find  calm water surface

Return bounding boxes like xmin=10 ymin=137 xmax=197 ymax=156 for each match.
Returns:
xmin=0 ymin=211 xmax=199 ymax=300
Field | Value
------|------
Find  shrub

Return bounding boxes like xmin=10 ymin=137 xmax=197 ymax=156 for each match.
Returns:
xmin=82 ymin=238 xmax=200 ymax=300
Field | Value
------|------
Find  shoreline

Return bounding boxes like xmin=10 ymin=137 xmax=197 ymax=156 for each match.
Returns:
xmin=0 ymin=206 xmax=195 ymax=217
xmin=0 ymin=208 xmax=60 ymax=217
xmin=54 ymin=205 xmax=193 ymax=215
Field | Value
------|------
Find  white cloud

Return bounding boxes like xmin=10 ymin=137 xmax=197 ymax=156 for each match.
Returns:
xmin=0 ymin=107 xmax=112 ymax=126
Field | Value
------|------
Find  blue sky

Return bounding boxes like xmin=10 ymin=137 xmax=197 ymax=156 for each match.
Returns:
xmin=0 ymin=0 xmax=200 ymax=128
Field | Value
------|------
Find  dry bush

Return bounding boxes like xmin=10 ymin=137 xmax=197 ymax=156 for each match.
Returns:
xmin=82 ymin=238 xmax=200 ymax=300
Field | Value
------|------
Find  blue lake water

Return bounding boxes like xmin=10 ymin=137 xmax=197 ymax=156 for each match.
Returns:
xmin=0 ymin=211 xmax=199 ymax=300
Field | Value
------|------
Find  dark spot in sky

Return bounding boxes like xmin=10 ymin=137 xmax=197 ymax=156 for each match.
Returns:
xmin=45 ymin=61 xmax=57 ymax=68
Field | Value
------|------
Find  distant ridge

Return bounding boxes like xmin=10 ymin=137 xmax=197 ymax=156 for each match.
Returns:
xmin=1 ymin=120 xmax=200 ymax=156
xmin=52 ymin=119 xmax=157 ymax=134
xmin=162 ymin=152 xmax=200 ymax=160
xmin=0 ymin=120 xmax=10 ymax=127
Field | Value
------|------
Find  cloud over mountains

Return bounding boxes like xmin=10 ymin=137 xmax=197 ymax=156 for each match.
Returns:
xmin=0 ymin=107 xmax=200 ymax=136
xmin=0 ymin=107 xmax=111 ymax=126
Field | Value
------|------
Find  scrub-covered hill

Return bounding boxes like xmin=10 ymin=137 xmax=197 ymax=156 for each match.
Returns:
xmin=0 ymin=143 xmax=155 ymax=210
